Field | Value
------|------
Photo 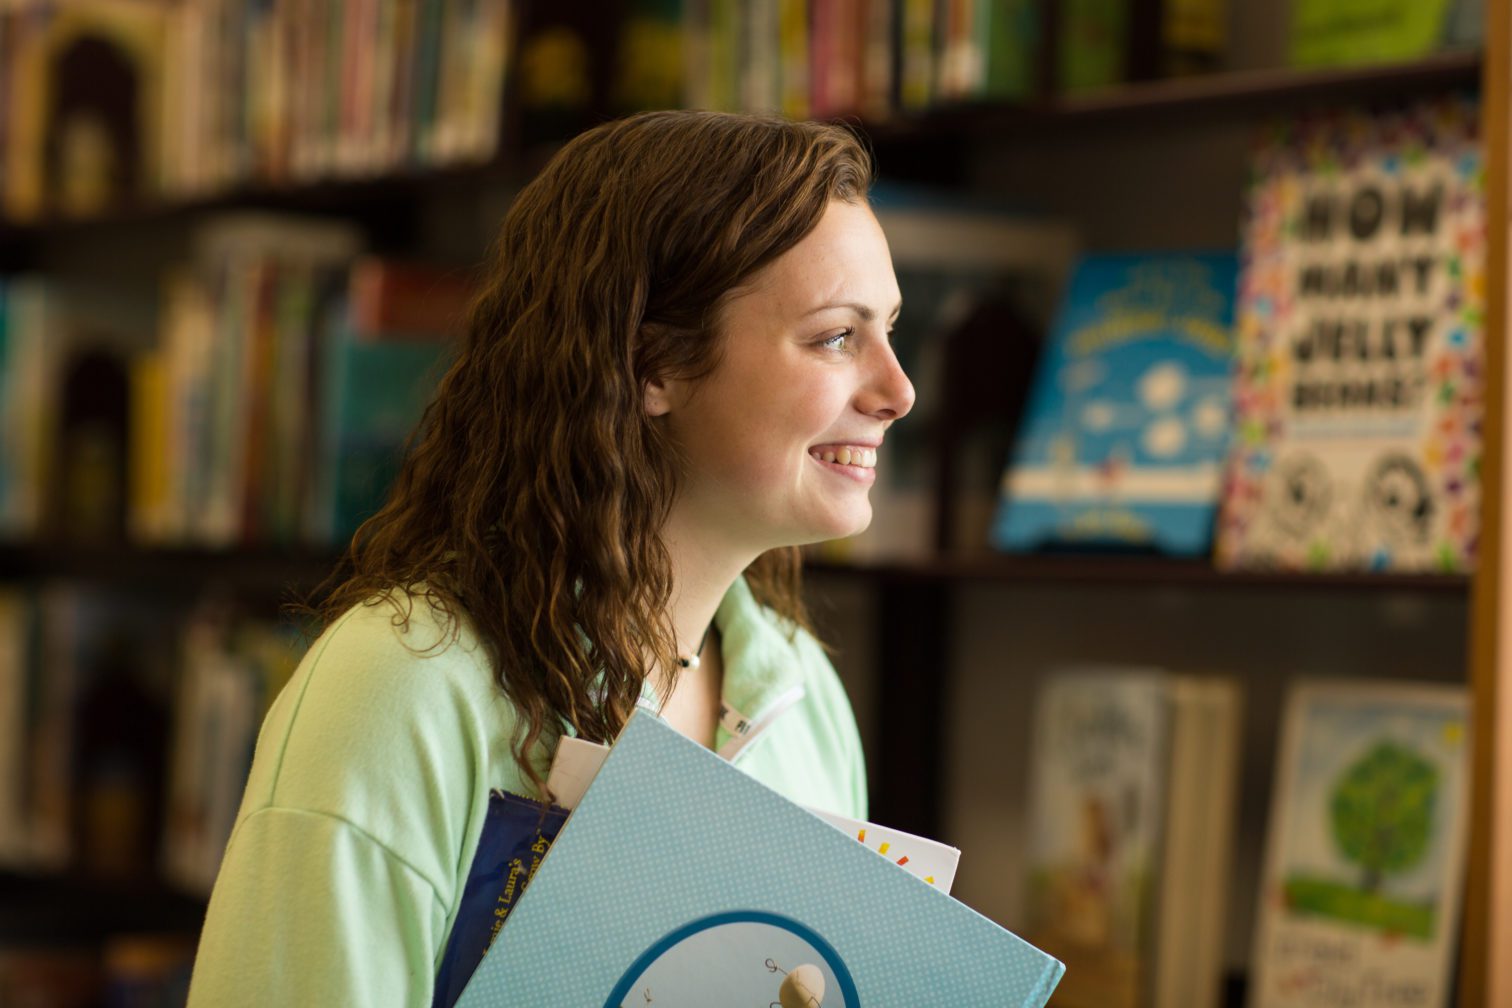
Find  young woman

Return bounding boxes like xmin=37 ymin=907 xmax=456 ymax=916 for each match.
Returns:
xmin=187 ymin=109 xmax=913 ymax=1005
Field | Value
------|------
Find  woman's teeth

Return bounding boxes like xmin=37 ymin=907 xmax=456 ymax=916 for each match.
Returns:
xmin=811 ymin=447 xmax=877 ymax=468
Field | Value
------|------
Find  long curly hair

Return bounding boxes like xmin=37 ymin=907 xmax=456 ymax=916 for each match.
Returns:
xmin=309 ymin=110 xmax=875 ymax=794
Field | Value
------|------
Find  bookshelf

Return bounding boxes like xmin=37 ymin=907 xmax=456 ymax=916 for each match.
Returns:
xmin=0 ymin=2 xmax=1507 ymax=1006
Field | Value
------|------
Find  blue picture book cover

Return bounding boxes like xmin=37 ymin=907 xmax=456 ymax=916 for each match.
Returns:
xmin=992 ymin=252 xmax=1239 ymax=556
xmin=454 ymin=711 xmax=1064 ymax=1007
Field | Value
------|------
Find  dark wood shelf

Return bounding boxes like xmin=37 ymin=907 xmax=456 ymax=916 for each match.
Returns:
xmin=808 ymin=551 xmax=1471 ymax=594
xmin=0 ymin=870 xmax=205 ymax=943
xmin=867 ymin=48 xmax=1482 ymax=142
xmin=0 ymin=542 xmax=343 ymax=601
xmin=1048 ymin=47 xmax=1480 ymax=119
xmin=0 ymin=152 xmax=520 ymax=250
xmin=0 ymin=542 xmax=1466 ymax=596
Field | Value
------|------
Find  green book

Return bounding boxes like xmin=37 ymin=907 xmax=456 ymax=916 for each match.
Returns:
xmin=317 ymin=315 xmax=450 ymax=544
xmin=1289 ymin=0 xmax=1454 ymax=68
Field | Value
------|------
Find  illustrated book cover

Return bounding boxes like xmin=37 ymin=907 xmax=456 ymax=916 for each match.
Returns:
xmin=1215 ymin=96 xmax=1485 ymax=572
xmin=992 ymin=252 xmax=1240 ymax=556
xmin=1248 ymin=680 xmax=1470 ymax=1008
xmin=452 ymin=710 xmax=1064 ymax=1008
xmin=1023 ymin=667 xmax=1242 ymax=1008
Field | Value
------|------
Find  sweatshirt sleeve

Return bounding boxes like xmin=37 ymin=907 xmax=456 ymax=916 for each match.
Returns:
xmin=186 ymin=597 xmax=517 ymax=1008
xmin=187 ymin=807 xmax=449 ymax=1007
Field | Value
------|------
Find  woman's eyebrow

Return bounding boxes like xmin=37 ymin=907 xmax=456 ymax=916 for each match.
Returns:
xmin=802 ymin=301 xmax=903 ymax=321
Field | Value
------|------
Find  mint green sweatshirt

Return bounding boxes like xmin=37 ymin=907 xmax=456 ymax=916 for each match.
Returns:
xmin=186 ymin=576 xmax=867 ymax=1006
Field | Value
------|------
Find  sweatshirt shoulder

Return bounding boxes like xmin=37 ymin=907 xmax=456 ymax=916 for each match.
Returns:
xmin=243 ymin=591 xmax=523 ymax=828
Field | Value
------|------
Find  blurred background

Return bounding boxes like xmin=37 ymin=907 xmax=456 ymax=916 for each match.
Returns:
xmin=0 ymin=1 xmax=1499 ymax=1006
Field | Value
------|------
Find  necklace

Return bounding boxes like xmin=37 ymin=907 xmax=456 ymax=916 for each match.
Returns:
xmin=677 ymin=622 xmax=714 ymax=670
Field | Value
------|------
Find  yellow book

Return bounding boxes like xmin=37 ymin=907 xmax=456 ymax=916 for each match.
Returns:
xmin=128 ymin=348 xmax=169 ymax=544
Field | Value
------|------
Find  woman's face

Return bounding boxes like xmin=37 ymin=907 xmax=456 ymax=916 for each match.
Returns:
xmin=652 ymin=199 xmax=914 ymax=555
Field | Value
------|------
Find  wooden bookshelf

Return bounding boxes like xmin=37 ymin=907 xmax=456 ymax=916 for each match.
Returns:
xmin=809 ymin=553 xmax=1472 ymax=593
xmin=0 ymin=6 xmax=1502 ymax=1003
xmin=0 ymin=543 xmax=1471 ymax=598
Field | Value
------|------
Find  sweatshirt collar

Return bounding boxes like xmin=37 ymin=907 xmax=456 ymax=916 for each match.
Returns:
xmin=564 ymin=576 xmax=807 ymax=755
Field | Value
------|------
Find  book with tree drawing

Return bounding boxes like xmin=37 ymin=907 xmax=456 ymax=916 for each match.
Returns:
xmin=1248 ymin=680 xmax=1470 ymax=1008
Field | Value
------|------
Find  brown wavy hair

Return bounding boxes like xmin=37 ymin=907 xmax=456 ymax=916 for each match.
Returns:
xmin=307 ymin=110 xmax=875 ymax=795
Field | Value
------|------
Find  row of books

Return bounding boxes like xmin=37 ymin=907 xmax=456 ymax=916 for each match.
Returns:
xmin=0 ymin=0 xmax=512 ymax=221
xmin=530 ymin=0 xmax=1208 ymax=130
xmin=0 ymin=0 xmax=1485 ymax=226
xmin=0 ymin=214 xmax=470 ymax=548
xmin=529 ymin=0 xmax=1482 ymax=134
xmin=0 ymin=582 xmax=297 ymax=898
xmin=1022 ymin=669 xmax=1469 ymax=1008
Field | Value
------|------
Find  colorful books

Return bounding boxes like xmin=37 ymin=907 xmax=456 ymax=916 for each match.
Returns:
xmin=0 ymin=0 xmax=512 ymax=218
xmin=1022 ymin=668 xmax=1242 ymax=1008
xmin=1216 ymin=97 xmax=1484 ymax=572
xmin=452 ymin=710 xmax=1064 ymax=1007
xmin=1248 ymin=680 xmax=1470 ymax=1008
xmin=993 ymin=252 xmax=1240 ymax=557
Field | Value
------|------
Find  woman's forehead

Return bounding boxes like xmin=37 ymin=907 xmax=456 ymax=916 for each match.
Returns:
xmin=734 ymin=206 xmax=897 ymax=312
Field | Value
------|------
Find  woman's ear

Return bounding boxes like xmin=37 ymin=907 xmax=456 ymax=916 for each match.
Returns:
xmin=643 ymin=377 xmax=673 ymax=417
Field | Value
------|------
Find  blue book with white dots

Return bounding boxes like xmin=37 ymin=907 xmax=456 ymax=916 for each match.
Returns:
xmin=454 ymin=710 xmax=1064 ymax=1007
xmin=992 ymin=252 xmax=1240 ymax=556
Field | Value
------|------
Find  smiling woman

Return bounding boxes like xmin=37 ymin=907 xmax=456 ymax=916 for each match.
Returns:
xmin=185 ymin=110 xmax=910 ymax=1007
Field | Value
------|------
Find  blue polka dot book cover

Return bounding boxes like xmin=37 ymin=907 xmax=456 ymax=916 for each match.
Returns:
xmin=449 ymin=710 xmax=1064 ymax=1007
xmin=1248 ymin=681 xmax=1470 ymax=1008
xmin=1214 ymin=97 xmax=1484 ymax=573
xmin=991 ymin=251 xmax=1240 ymax=557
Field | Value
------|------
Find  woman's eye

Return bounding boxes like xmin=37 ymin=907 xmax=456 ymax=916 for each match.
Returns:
xmin=821 ymin=327 xmax=855 ymax=351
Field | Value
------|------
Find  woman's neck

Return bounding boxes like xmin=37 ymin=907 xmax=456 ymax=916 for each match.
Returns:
xmin=657 ymin=514 xmax=756 ymax=684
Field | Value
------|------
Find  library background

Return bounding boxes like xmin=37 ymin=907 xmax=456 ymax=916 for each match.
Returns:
xmin=2 ymin=0 xmax=1512 ymax=1005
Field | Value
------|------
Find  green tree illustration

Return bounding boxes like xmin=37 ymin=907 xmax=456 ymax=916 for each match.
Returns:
xmin=1330 ymin=741 xmax=1437 ymax=892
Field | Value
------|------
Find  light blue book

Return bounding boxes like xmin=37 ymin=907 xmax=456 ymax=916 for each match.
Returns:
xmin=455 ymin=711 xmax=1064 ymax=1007
xmin=993 ymin=252 xmax=1239 ymax=556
